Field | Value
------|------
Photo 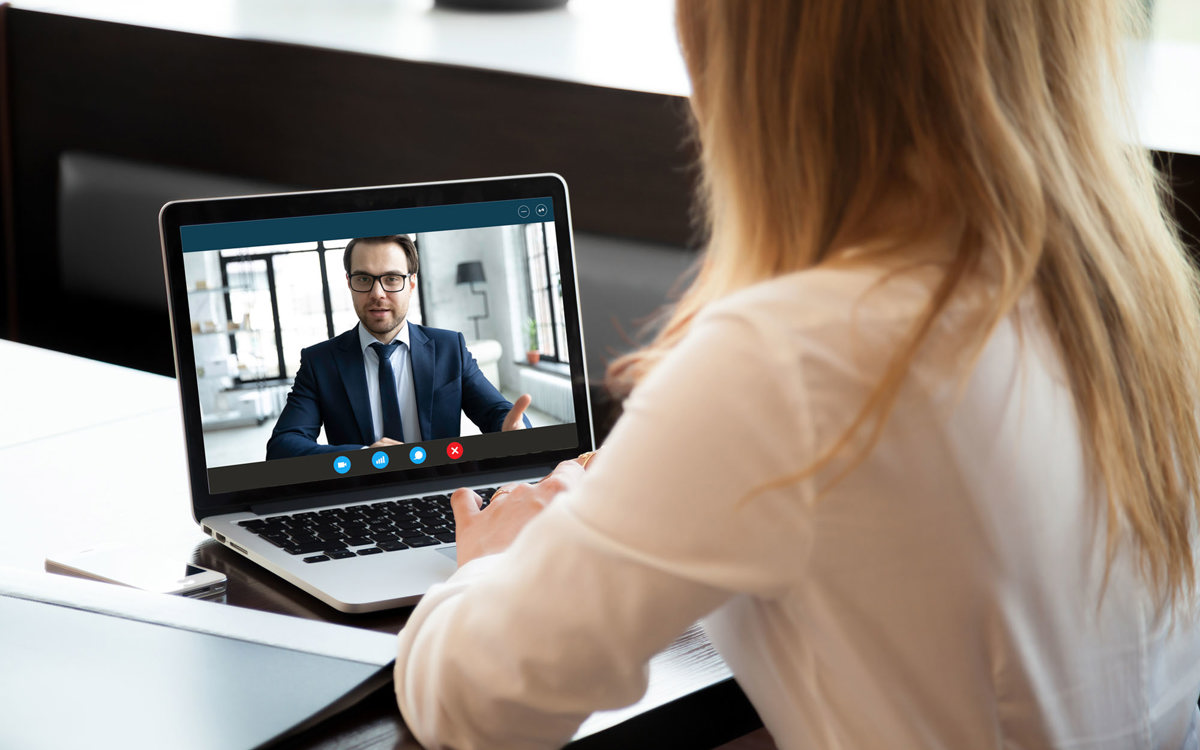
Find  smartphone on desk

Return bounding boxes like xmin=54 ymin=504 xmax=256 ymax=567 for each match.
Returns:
xmin=45 ymin=545 xmax=228 ymax=601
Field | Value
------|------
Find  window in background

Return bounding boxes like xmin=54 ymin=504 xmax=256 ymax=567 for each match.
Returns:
xmin=524 ymin=223 xmax=569 ymax=364
xmin=222 ymin=258 xmax=280 ymax=380
xmin=219 ymin=243 xmax=338 ymax=382
xmin=272 ymin=249 xmax=327 ymax=377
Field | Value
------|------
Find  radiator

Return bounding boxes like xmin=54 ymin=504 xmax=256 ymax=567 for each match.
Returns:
xmin=518 ymin=368 xmax=575 ymax=423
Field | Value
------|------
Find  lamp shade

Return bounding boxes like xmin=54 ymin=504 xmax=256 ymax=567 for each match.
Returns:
xmin=456 ymin=261 xmax=486 ymax=284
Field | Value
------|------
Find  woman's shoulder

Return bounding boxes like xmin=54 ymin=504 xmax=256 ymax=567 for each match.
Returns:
xmin=700 ymin=260 xmax=944 ymax=340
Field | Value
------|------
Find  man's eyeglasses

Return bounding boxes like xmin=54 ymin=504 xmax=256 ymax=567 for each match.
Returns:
xmin=349 ymin=273 xmax=411 ymax=293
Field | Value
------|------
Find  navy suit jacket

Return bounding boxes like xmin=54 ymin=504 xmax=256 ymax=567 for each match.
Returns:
xmin=266 ymin=324 xmax=525 ymax=459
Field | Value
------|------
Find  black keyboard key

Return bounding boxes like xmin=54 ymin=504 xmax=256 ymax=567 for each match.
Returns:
xmin=356 ymin=547 xmax=383 ymax=556
xmin=377 ymin=540 xmax=409 ymax=552
xmin=434 ymin=532 xmax=456 ymax=543
xmin=403 ymin=535 xmax=439 ymax=548
xmin=303 ymin=555 xmax=330 ymax=563
xmin=327 ymin=549 xmax=357 ymax=560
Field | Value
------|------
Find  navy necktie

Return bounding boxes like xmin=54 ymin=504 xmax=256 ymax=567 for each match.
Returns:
xmin=370 ymin=341 xmax=404 ymax=442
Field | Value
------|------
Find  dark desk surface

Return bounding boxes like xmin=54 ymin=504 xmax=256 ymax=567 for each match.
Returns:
xmin=0 ymin=340 xmax=769 ymax=749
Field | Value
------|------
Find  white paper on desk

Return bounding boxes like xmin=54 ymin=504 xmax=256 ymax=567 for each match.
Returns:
xmin=1 ymin=566 xmax=396 ymax=664
xmin=572 ymin=621 xmax=733 ymax=740
xmin=0 ymin=567 xmax=397 ymax=750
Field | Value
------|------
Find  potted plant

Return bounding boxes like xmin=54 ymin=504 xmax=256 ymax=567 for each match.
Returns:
xmin=525 ymin=318 xmax=541 ymax=365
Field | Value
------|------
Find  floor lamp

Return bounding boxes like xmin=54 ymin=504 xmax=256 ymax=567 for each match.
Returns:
xmin=456 ymin=261 xmax=488 ymax=340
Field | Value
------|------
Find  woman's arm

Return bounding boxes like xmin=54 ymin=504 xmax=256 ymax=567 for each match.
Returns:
xmin=395 ymin=305 xmax=816 ymax=748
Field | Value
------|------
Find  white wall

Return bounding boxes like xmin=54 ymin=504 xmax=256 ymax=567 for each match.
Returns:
xmin=416 ymin=224 xmax=533 ymax=393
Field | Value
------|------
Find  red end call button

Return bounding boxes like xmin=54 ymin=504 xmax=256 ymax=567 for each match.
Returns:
xmin=446 ymin=442 xmax=464 ymax=459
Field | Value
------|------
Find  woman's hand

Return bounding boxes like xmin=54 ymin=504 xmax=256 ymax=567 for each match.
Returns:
xmin=451 ymin=453 xmax=596 ymax=566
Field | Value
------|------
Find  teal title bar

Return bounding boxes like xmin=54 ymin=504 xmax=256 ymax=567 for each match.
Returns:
xmin=180 ymin=197 xmax=554 ymax=252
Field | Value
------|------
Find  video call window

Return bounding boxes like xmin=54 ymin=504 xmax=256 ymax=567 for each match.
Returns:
xmin=185 ymin=221 xmax=576 ymax=473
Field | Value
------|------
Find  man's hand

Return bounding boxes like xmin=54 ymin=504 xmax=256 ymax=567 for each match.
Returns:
xmin=501 ymin=393 xmax=533 ymax=431
xmin=451 ymin=458 xmax=586 ymax=566
xmin=368 ymin=437 xmax=403 ymax=449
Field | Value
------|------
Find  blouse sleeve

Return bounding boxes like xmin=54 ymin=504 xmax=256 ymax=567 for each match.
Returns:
xmin=394 ymin=305 xmax=818 ymax=749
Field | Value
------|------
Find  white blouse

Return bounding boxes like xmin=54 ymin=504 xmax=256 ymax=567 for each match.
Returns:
xmin=395 ymin=260 xmax=1200 ymax=749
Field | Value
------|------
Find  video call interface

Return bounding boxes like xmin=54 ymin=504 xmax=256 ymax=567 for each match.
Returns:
xmin=178 ymin=197 xmax=581 ymax=495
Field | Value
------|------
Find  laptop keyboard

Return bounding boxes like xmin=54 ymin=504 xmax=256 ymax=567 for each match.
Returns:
xmin=236 ymin=487 xmax=498 ymax=564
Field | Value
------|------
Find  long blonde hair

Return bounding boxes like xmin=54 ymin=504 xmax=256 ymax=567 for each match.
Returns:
xmin=609 ymin=0 xmax=1200 ymax=607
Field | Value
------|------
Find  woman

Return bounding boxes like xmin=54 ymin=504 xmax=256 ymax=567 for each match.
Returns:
xmin=396 ymin=1 xmax=1200 ymax=747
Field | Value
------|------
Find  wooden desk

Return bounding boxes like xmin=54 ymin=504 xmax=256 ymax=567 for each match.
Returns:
xmin=0 ymin=339 xmax=767 ymax=749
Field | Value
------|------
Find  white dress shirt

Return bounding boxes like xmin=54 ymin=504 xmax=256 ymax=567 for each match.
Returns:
xmin=395 ymin=258 xmax=1200 ymax=749
xmin=358 ymin=322 xmax=422 ymax=444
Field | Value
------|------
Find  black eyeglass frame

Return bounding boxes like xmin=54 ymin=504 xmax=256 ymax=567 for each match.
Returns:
xmin=348 ymin=272 xmax=412 ymax=293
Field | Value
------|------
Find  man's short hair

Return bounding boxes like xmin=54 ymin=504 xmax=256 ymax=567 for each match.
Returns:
xmin=343 ymin=235 xmax=419 ymax=276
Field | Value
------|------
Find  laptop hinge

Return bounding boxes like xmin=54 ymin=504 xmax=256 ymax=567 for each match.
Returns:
xmin=246 ymin=464 xmax=557 ymax=517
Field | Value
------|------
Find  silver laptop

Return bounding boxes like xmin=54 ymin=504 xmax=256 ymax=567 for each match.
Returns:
xmin=159 ymin=174 xmax=593 ymax=612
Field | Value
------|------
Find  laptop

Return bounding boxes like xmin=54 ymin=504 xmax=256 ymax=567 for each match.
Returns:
xmin=159 ymin=174 xmax=593 ymax=612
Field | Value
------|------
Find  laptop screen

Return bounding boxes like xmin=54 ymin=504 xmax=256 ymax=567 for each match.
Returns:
xmin=161 ymin=176 xmax=591 ymax=516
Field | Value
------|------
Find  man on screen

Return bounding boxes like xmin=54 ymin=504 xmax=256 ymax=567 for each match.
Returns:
xmin=266 ymin=235 xmax=531 ymax=459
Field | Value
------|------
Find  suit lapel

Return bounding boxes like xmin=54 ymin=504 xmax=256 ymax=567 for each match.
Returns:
xmin=409 ymin=323 xmax=435 ymax=441
xmin=333 ymin=327 xmax=374 ymax=444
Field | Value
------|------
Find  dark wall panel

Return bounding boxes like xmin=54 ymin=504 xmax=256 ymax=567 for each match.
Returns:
xmin=1159 ymin=151 xmax=1200 ymax=261
xmin=2 ymin=9 xmax=699 ymax=357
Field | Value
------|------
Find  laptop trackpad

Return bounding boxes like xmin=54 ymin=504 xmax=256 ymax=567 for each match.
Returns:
xmin=436 ymin=545 xmax=457 ymax=563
